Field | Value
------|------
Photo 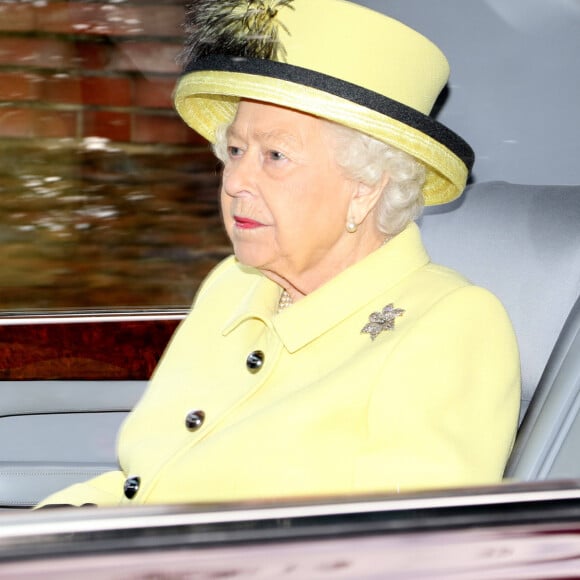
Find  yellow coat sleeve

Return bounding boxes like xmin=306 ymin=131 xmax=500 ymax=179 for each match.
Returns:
xmin=34 ymin=470 xmax=125 ymax=509
xmin=355 ymin=285 xmax=520 ymax=492
xmin=33 ymin=259 xmax=238 ymax=509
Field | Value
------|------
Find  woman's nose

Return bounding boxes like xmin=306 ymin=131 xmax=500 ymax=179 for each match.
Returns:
xmin=222 ymin=154 xmax=256 ymax=198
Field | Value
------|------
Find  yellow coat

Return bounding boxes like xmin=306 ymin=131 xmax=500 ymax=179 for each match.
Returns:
xmin=38 ymin=223 xmax=520 ymax=507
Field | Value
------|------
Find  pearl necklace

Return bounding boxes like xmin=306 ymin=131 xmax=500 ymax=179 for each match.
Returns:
xmin=277 ymin=289 xmax=293 ymax=312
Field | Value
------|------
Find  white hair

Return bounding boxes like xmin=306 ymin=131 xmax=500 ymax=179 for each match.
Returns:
xmin=212 ymin=115 xmax=426 ymax=236
xmin=212 ymin=123 xmax=228 ymax=165
xmin=324 ymin=121 xmax=426 ymax=236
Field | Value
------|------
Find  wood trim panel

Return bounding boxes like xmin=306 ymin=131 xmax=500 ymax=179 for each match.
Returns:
xmin=0 ymin=317 xmax=182 ymax=380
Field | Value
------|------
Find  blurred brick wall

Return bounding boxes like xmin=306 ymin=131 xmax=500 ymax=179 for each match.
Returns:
xmin=0 ymin=0 xmax=199 ymax=145
xmin=0 ymin=0 xmax=230 ymax=310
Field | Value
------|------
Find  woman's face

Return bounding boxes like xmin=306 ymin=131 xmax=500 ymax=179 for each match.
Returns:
xmin=220 ymin=100 xmax=359 ymax=293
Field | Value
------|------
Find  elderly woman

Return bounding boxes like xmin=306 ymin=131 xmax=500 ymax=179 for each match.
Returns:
xmin=37 ymin=0 xmax=520 ymax=507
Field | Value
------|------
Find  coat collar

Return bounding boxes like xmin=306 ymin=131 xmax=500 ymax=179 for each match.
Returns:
xmin=222 ymin=222 xmax=429 ymax=352
xmin=220 ymin=263 xmax=281 ymax=335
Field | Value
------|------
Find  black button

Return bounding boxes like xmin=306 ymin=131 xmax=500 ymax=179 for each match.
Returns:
xmin=123 ymin=476 xmax=140 ymax=499
xmin=185 ymin=409 xmax=205 ymax=431
xmin=246 ymin=350 xmax=264 ymax=373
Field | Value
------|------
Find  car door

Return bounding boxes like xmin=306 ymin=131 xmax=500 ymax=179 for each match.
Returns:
xmin=0 ymin=310 xmax=185 ymax=508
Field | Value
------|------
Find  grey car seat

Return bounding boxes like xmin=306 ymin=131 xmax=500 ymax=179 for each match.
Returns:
xmin=421 ymin=180 xmax=580 ymax=481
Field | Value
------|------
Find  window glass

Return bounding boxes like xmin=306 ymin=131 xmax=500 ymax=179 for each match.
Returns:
xmin=0 ymin=0 xmax=230 ymax=311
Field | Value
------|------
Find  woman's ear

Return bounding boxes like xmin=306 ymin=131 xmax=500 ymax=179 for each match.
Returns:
xmin=348 ymin=175 xmax=389 ymax=226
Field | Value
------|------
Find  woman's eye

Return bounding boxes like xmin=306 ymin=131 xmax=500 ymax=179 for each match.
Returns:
xmin=227 ymin=146 xmax=243 ymax=158
xmin=268 ymin=150 xmax=287 ymax=161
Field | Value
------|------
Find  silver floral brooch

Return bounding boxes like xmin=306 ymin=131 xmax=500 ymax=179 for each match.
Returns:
xmin=361 ymin=303 xmax=405 ymax=341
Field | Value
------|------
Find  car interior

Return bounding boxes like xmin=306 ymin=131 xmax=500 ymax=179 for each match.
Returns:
xmin=1 ymin=0 xmax=580 ymax=510
xmin=1 ymin=179 xmax=579 ymax=509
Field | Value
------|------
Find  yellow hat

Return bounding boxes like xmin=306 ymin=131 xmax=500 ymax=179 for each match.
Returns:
xmin=174 ymin=0 xmax=474 ymax=205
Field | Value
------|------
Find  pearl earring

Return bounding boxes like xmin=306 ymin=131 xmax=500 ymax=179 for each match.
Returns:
xmin=346 ymin=220 xmax=358 ymax=233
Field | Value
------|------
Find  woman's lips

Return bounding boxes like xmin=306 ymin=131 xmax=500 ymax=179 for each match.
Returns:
xmin=233 ymin=216 xmax=265 ymax=229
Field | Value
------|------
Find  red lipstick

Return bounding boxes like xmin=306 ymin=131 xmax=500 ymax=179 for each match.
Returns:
xmin=234 ymin=216 xmax=264 ymax=229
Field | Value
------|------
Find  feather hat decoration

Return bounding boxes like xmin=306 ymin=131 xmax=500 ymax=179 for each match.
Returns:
xmin=180 ymin=0 xmax=293 ymax=67
xmin=175 ymin=0 xmax=475 ymax=206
